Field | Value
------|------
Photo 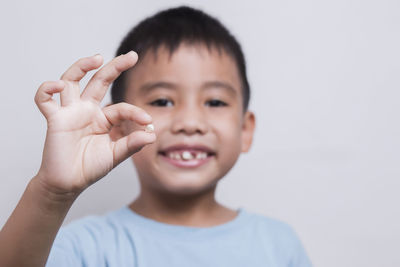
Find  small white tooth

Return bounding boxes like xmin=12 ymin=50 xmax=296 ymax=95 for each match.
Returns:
xmin=168 ymin=152 xmax=178 ymax=160
xmin=196 ymin=152 xmax=207 ymax=159
xmin=145 ymin=124 xmax=154 ymax=133
xmin=171 ymin=153 xmax=180 ymax=160
xmin=182 ymin=151 xmax=193 ymax=160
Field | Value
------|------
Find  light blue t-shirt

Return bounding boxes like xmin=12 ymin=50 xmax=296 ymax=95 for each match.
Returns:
xmin=46 ymin=207 xmax=312 ymax=267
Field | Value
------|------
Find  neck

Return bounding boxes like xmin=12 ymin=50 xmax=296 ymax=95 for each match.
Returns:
xmin=129 ymin=184 xmax=237 ymax=227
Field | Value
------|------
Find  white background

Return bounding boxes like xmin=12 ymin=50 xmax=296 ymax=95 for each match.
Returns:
xmin=1 ymin=0 xmax=399 ymax=266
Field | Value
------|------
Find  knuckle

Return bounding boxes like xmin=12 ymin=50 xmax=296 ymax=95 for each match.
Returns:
xmin=123 ymin=102 xmax=142 ymax=114
xmin=35 ymin=82 xmax=48 ymax=102
xmin=133 ymin=105 xmax=145 ymax=113
xmin=113 ymin=63 xmax=124 ymax=74
xmin=76 ymin=57 xmax=87 ymax=65
xmin=120 ymin=102 xmax=130 ymax=109
xmin=38 ymin=81 xmax=49 ymax=90
xmin=95 ymin=74 xmax=111 ymax=88
xmin=91 ymin=69 xmax=107 ymax=81
xmin=34 ymin=92 xmax=40 ymax=103
xmin=60 ymin=72 xmax=68 ymax=80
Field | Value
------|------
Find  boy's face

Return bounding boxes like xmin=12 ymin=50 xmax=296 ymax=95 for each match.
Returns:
xmin=120 ymin=44 xmax=255 ymax=196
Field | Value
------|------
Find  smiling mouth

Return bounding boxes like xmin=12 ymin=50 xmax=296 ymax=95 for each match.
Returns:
xmin=158 ymin=149 xmax=216 ymax=168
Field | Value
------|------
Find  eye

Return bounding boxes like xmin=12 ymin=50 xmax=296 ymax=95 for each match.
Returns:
xmin=205 ymin=99 xmax=228 ymax=107
xmin=149 ymin=98 xmax=174 ymax=107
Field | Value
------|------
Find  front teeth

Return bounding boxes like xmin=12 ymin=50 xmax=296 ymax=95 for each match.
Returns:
xmin=195 ymin=152 xmax=207 ymax=159
xmin=167 ymin=151 xmax=208 ymax=161
xmin=169 ymin=152 xmax=181 ymax=160
xmin=182 ymin=151 xmax=193 ymax=160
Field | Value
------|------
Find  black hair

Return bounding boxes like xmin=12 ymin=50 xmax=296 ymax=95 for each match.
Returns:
xmin=111 ymin=6 xmax=250 ymax=111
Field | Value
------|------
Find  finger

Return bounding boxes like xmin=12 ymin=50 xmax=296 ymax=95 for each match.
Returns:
xmin=81 ymin=51 xmax=138 ymax=103
xmin=61 ymin=54 xmax=103 ymax=82
xmin=34 ymin=80 xmax=65 ymax=118
xmin=102 ymin=102 xmax=152 ymax=127
xmin=60 ymin=54 xmax=103 ymax=106
xmin=112 ymin=130 xmax=156 ymax=166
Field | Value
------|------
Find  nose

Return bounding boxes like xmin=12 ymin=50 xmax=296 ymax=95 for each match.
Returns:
xmin=171 ymin=103 xmax=209 ymax=135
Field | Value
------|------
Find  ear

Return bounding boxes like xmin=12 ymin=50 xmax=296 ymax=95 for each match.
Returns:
xmin=241 ymin=111 xmax=256 ymax=153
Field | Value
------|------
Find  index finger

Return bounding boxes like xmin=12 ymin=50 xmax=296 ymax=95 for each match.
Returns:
xmin=81 ymin=51 xmax=138 ymax=103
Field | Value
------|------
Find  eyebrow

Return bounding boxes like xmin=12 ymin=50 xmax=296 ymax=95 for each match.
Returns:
xmin=138 ymin=81 xmax=176 ymax=94
xmin=138 ymin=80 xmax=238 ymax=96
xmin=202 ymin=81 xmax=238 ymax=96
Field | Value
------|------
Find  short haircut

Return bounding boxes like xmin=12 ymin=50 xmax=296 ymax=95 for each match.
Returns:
xmin=111 ymin=6 xmax=250 ymax=111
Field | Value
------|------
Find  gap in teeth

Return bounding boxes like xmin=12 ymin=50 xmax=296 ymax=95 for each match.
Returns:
xmin=167 ymin=151 xmax=208 ymax=160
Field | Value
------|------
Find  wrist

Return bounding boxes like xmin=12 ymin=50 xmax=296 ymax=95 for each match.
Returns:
xmin=29 ymin=175 xmax=80 ymax=208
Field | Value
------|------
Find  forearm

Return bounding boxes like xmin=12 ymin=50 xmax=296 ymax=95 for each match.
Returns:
xmin=0 ymin=176 xmax=78 ymax=267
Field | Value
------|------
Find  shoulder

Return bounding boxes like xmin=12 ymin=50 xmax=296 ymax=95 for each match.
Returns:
xmin=56 ymin=208 xmax=123 ymax=241
xmin=242 ymin=209 xmax=298 ymax=240
xmin=47 ymin=208 xmax=130 ymax=267
xmin=240 ymin=209 xmax=312 ymax=266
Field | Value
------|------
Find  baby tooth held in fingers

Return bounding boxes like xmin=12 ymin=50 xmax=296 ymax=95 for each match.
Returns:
xmin=145 ymin=124 xmax=154 ymax=133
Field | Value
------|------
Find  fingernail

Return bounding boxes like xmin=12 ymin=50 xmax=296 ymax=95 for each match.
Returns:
xmin=127 ymin=51 xmax=137 ymax=57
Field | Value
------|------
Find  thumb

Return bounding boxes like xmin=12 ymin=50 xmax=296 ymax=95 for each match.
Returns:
xmin=112 ymin=130 xmax=156 ymax=166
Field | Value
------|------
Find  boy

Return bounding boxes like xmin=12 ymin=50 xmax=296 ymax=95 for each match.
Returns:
xmin=0 ymin=6 xmax=312 ymax=267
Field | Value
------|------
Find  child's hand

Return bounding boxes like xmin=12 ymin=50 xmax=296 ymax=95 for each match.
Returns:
xmin=34 ymin=52 xmax=155 ymax=196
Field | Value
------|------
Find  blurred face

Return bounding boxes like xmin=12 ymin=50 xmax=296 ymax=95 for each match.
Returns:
xmin=122 ymin=44 xmax=255 ymax=196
